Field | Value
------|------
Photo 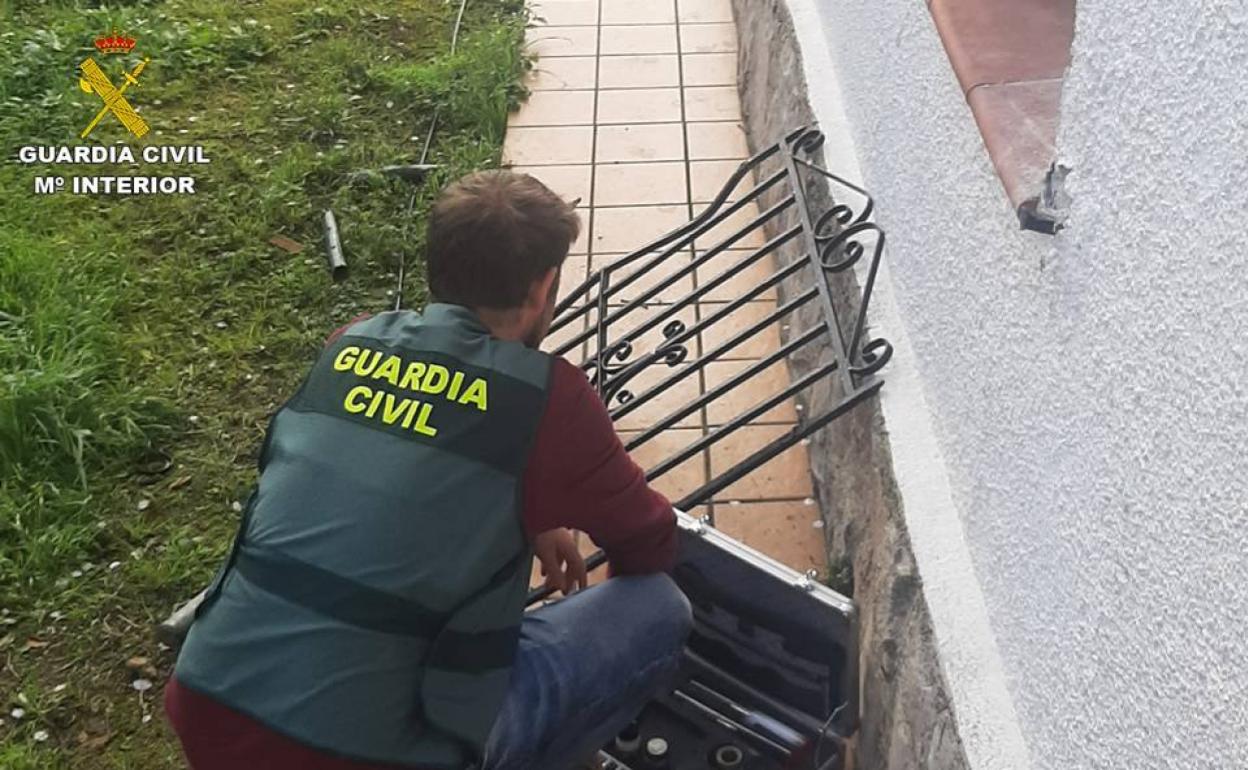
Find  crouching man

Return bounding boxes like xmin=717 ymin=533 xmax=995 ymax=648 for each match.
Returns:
xmin=165 ymin=171 xmax=692 ymax=770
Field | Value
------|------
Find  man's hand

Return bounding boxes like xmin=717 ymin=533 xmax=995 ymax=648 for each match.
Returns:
xmin=533 ymin=528 xmax=588 ymax=596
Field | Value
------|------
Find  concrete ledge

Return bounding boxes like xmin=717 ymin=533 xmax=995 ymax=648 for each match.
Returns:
xmin=928 ymin=0 xmax=1075 ymax=231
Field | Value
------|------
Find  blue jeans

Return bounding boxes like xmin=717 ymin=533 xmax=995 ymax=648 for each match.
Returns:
xmin=481 ymin=573 xmax=693 ymax=770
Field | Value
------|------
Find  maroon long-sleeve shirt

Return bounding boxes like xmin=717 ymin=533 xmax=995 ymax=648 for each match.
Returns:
xmin=165 ymin=333 xmax=677 ymax=769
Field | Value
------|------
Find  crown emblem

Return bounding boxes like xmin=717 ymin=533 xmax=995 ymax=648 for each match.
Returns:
xmin=94 ymin=29 xmax=137 ymax=55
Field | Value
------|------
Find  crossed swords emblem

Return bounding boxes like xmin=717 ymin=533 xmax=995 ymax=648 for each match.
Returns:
xmin=78 ymin=56 xmax=151 ymax=139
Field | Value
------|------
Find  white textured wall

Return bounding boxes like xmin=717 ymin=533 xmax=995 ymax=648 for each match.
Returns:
xmin=795 ymin=1 xmax=1248 ymax=768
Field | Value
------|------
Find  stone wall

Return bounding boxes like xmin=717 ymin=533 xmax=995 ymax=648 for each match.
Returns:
xmin=725 ymin=1 xmax=969 ymax=767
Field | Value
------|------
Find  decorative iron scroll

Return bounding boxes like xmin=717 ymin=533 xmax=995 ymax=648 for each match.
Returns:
xmin=535 ymin=126 xmax=891 ymax=591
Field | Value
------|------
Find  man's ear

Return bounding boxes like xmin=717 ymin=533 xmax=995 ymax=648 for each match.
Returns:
xmin=529 ymin=267 xmax=559 ymax=310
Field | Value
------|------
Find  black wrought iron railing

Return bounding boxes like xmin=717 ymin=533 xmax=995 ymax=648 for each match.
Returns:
xmin=531 ymin=127 xmax=891 ymax=596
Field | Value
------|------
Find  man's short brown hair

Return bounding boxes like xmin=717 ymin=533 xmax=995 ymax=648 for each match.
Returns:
xmin=425 ymin=171 xmax=580 ymax=309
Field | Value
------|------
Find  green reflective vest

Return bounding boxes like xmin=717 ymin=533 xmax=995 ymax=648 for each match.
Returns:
xmin=174 ymin=304 xmax=551 ymax=768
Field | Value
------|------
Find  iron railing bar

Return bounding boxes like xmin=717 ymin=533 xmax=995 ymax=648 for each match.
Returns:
xmin=706 ymin=495 xmax=815 ymax=504
xmin=549 ymin=166 xmax=789 ymax=331
xmin=596 ymin=274 xmax=813 ymax=416
xmin=596 ymin=258 xmax=812 ymax=396
xmin=788 ymin=155 xmax=888 ymax=377
xmin=793 ymin=149 xmax=851 ymax=364
xmin=603 ymin=167 xmax=789 ymax=281
xmin=551 ymin=270 xmax=600 ymax=322
xmin=792 ymin=155 xmax=875 ymax=224
xmin=584 ymin=268 xmax=814 ymax=407
xmin=594 ymin=165 xmax=788 ymax=275
xmin=643 ymin=359 xmax=838 ymax=483
xmin=782 ymin=136 xmax=857 ymax=395
xmin=592 ymin=221 xmax=798 ymax=349
xmin=552 ymin=182 xmax=793 ymax=341
xmin=593 ymin=268 xmax=612 ymax=398
xmin=680 ymin=188 xmax=794 ymax=260
xmin=528 ymin=382 xmax=876 ymax=606
xmin=601 ymin=222 xmax=800 ymax=318
xmin=674 ymin=380 xmax=884 ymax=510
xmin=575 ymin=219 xmax=801 ymax=364
xmin=836 ymin=224 xmax=886 ymax=374
xmin=686 ymin=220 xmax=794 ymax=277
xmin=622 ymin=323 xmax=826 ymax=449
xmin=554 ymin=194 xmax=797 ymax=355
xmin=553 ymin=237 xmax=690 ymax=332
xmin=594 ymin=217 xmax=797 ymax=338
xmin=550 ymin=238 xmax=689 ymax=338
xmin=610 ymin=306 xmax=822 ymax=424
xmin=549 ymin=247 xmax=682 ymax=345
xmin=555 ymin=238 xmax=795 ymax=365
xmin=547 ymin=130 xmax=852 ymax=331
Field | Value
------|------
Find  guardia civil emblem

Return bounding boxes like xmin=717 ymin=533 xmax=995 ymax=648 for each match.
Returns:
xmin=78 ymin=29 xmax=151 ymax=139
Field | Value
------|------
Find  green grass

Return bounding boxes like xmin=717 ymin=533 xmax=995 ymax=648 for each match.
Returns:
xmin=0 ymin=0 xmax=531 ymax=764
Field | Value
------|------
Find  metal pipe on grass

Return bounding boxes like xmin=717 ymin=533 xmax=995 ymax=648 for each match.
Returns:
xmin=322 ymin=209 xmax=348 ymax=282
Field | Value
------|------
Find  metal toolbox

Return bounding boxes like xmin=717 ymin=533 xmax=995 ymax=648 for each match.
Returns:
xmin=593 ymin=512 xmax=856 ymax=770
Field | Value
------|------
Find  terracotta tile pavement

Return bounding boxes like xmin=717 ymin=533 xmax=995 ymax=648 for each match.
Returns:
xmin=509 ymin=0 xmax=828 ymax=582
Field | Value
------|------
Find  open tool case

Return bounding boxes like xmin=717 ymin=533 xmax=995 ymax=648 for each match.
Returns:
xmin=531 ymin=128 xmax=892 ymax=769
xmin=600 ymin=512 xmax=858 ymax=770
